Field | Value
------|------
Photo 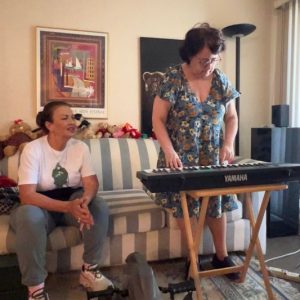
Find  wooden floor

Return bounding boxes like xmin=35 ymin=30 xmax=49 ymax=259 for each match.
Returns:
xmin=44 ymin=235 xmax=300 ymax=299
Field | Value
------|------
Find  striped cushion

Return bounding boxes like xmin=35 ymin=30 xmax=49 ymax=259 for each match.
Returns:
xmin=45 ymin=218 xmax=252 ymax=272
xmin=0 ymin=215 xmax=83 ymax=254
xmin=84 ymin=138 xmax=160 ymax=191
xmin=0 ymin=189 xmax=165 ymax=254
xmin=225 ymin=195 xmax=243 ymax=222
xmin=99 ymin=189 xmax=165 ymax=235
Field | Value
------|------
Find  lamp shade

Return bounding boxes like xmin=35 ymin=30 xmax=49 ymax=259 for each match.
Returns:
xmin=222 ymin=23 xmax=256 ymax=38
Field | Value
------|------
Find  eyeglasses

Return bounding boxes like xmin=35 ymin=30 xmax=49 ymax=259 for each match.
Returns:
xmin=199 ymin=56 xmax=221 ymax=66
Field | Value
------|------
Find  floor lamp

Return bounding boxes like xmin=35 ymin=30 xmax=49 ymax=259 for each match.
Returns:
xmin=222 ymin=23 xmax=256 ymax=155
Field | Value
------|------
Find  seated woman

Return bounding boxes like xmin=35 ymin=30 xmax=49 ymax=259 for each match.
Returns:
xmin=9 ymin=101 xmax=113 ymax=300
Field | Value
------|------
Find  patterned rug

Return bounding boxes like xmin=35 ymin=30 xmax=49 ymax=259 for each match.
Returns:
xmin=99 ymin=254 xmax=300 ymax=300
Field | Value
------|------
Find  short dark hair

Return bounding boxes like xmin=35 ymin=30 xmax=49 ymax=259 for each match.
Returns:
xmin=179 ymin=23 xmax=225 ymax=64
xmin=36 ymin=101 xmax=71 ymax=133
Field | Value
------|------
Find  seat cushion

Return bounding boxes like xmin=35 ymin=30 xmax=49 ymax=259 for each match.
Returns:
xmin=99 ymin=189 xmax=166 ymax=235
xmin=0 ymin=214 xmax=83 ymax=255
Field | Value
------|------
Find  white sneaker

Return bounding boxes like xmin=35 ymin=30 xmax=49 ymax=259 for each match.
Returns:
xmin=28 ymin=288 xmax=49 ymax=300
xmin=79 ymin=264 xmax=114 ymax=291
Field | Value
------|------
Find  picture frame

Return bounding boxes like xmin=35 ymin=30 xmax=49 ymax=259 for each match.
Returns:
xmin=36 ymin=27 xmax=108 ymax=118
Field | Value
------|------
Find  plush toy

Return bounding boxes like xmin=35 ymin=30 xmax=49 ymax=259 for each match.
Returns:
xmin=31 ymin=126 xmax=45 ymax=139
xmin=108 ymin=124 xmax=125 ymax=138
xmin=1 ymin=119 xmax=37 ymax=158
xmin=122 ymin=123 xmax=142 ymax=139
xmin=74 ymin=114 xmax=96 ymax=139
xmin=95 ymin=122 xmax=112 ymax=138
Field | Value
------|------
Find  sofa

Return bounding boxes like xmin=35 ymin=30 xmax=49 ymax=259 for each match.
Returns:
xmin=0 ymin=138 xmax=266 ymax=273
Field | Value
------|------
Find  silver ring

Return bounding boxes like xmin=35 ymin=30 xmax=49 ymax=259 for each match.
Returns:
xmin=77 ymin=217 xmax=81 ymax=223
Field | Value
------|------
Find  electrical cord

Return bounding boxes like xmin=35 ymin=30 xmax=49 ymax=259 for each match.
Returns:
xmin=265 ymin=248 xmax=300 ymax=264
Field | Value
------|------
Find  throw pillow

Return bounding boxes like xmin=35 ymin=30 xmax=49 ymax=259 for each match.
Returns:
xmin=0 ymin=186 xmax=20 ymax=215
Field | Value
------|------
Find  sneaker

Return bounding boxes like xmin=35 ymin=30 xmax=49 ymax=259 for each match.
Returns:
xmin=79 ymin=264 xmax=114 ymax=291
xmin=211 ymin=254 xmax=240 ymax=281
xmin=28 ymin=288 xmax=49 ymax=300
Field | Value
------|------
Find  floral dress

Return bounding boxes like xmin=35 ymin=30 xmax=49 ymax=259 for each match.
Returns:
xmin=155 ymin=65 xmax=240 ymax=218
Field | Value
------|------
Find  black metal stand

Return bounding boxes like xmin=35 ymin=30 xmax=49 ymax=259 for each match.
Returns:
xmin=159 ymin=280 xmax=195 ymax=300
xmin=222 ymin=23 xmax=256 ymax=156
xmin=86 ymin=286 xmax=128 ymax=300
xmin=85 ymin=280 xmax=196 ymax=300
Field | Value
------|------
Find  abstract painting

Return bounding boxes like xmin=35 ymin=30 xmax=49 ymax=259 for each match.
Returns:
xmin=37 ymin=27 xmax=108 ymax=118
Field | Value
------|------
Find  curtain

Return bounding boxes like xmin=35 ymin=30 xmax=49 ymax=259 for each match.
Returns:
xmin=275 ymin=0 xmax=300 ymax=127
xmin=274 ymin=0 xmax=292 ymax=9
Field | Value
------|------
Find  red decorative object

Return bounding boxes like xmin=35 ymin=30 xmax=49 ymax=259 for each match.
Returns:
xmin=0 ymin=176 xmax=17 ymax=187
xmin=122 ymin=123 xmax=142 ymax=139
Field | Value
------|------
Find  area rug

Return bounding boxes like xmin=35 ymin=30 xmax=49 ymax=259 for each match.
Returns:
xmin=99 ymin=254 xmax=300 ymax=300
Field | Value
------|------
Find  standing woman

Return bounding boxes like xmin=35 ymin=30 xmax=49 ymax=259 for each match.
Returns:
xmin=152 ymin=23 xmax=240 ymax=280
xmin=10 ymin=101 xmax=113 ymax=300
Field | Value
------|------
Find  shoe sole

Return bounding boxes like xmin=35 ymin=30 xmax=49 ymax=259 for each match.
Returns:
xmin=79 ymin=274 xmax=114 ymax=291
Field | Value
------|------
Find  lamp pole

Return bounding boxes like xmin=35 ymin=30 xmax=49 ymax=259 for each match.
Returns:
xmin=222 ymin=23 xmax=256 ymax=156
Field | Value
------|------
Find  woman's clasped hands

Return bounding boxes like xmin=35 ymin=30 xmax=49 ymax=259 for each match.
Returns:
xmin=68 ymin=197 xmax=94 ymax=231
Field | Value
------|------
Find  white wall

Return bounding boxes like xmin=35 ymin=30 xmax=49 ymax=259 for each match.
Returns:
xmin=0 ymin=0 xmax=273 ymax=157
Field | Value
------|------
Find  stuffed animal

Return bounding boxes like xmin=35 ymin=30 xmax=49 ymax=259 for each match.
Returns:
xmin=95 ymin=122 xmax=112 ymax=138
xmin=74 ymin=114 xmax=96 ymax=139
xmin=1 ymin=119 xmax=37 ymax=158
xmin=108 ymin=124 xmax=125 ymax=138
xmin=122 ymin=123 xmax=142 ymax=139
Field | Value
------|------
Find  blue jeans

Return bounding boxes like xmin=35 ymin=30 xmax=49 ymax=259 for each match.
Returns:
xmin=9 ymin=191 xmax=109 ymax=287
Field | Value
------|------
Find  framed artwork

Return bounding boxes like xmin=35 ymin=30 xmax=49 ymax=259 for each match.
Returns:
xmin=140 ymin=37 xmax=183 ymax=136
xmin=36 ymin=27 xmax=108 ymax=118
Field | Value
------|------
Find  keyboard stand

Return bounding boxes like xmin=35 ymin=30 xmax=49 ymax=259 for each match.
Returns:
xmin=180 ymin=184 xmax=288 ymax=300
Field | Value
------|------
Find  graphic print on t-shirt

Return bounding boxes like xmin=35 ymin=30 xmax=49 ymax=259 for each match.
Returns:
xmin=52 ymin=163 xmax=69 ymax=188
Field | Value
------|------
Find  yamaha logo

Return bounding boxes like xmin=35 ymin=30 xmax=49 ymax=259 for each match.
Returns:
xmin=224 ymin=174 xmax=248 ymax=182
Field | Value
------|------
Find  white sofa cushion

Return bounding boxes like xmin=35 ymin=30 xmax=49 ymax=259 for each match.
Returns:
xmin=100 ymin=189 xmax=165 ymax=235
xmin=0 ymin=188 xmax=165 ymax=255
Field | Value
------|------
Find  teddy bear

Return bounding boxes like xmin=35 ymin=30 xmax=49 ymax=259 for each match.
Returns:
xmin=95 ymin=122 xmax=112 ymax=138
xmin=0 ymin=119 xmax=38 ymax=158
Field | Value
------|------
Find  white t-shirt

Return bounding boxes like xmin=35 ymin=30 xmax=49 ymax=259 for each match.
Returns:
xmin=18 ymin=136 xmax=95 ymax=191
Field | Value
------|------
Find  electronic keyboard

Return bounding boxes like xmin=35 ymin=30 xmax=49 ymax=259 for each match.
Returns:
xmin=136 ymin=162 xmax=300 ymax=192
